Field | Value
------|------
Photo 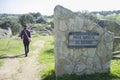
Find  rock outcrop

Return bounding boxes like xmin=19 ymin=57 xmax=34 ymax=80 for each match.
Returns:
xmin=0 ymin=28 xmax=12 ymax=39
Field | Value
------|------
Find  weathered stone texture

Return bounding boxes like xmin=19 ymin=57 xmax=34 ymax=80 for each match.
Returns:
xmin=54 ymin=5 xmax=114 ymax=76
xmin=0 ymin=28 xmax=12 ymax=39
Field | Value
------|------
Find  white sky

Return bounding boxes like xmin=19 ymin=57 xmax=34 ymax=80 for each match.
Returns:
xmin=0 ymin=0 xmax=120 ymax=15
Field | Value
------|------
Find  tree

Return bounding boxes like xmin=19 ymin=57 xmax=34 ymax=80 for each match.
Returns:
xmin=0 ymin=21 xmax=22 ymax=35
xmin=19 ymin=14 xmax=34 ymax=26
xmin=36 ymin=17 xmax=46 ymax=24
xmin=30 ymin=12 xmax=41 ymax=19
xmin=50 ymin=22 xmax=54 ymax=28
xmin=80 ymin=11 xmax=98 ymax=23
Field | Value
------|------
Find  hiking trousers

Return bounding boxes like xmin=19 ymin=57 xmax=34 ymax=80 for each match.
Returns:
xmin=23 ymin=40 xmax=30 ymax=56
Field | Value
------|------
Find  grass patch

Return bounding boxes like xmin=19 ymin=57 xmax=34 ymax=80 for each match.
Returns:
xmin=41 ymin=66 xmax=120 ymax=80
xmin=37 ymin=36 xmax=55 ymax=79
xmin=38 ymin=36 xmax=54 ymax=64
xmin=111 ymin=60 xmax=120 ymax=76
xmin=41 ymin=66 xmax=56 ymax=80
xmin=0 ymin=36 xmax=39 ymax=55
xmin=56 ymin=73 xmax=120 ymax=80
xmin=0 ymin=38 xmax=23 ymax=56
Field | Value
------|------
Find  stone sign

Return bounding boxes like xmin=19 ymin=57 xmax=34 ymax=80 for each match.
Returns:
xmin=54 ymin=5 xmax=114 ymax=77
xmin=68 ymin=31 xmax=99 ymax=48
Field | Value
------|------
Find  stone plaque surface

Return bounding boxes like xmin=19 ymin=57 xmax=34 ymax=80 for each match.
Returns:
xmin=68 ymin=32 xmax=99 ymax=48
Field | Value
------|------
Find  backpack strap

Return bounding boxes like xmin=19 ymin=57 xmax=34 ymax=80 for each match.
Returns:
xmin=24 ymin=30 xmax=29 ymax=39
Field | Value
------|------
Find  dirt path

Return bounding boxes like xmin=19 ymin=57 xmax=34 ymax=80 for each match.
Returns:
xmin=0 ymin=40 xmax=44 ymax=80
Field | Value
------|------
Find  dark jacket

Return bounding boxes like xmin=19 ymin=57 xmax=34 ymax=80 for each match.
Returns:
xmin=20 ymin=29 xmax=31 ymax=41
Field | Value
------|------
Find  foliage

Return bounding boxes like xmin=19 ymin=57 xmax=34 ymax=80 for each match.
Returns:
xmin=49 ymin=22 xmax=54 ymax=28
xmin=0 ymin=21 xmax=22 ymax=35
xmin=31 ymin=23 xmax=44 ymax=28
xmin=30 ymin=12 xmax=41 ymax=19
xmin=19 ymin=14 xmax=34 ymax=26
xmin=0 ymin=14 xmax=20 ymax=22
xmin=105 ymin=14 xmax=120 ymax=22
xmin=0 ymin=13 xmax=54 ymax=36
xmin=77 ymin=11 xmax=99 ymax=23
xmin=36 ymin=17 xmax=46 ymax=24
xmin=92 ymin=10 xmax=120 ymax=16
xmin=9 ymin=21 xmax=22 ymax=35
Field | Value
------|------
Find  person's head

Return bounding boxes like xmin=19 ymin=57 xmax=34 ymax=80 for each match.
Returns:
xmin=24 ymin=25 xmax=28 ymax=29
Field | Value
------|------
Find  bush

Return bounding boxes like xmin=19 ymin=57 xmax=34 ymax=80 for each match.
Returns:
xmin=0 ymin=21 xmax=22 ymax=35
